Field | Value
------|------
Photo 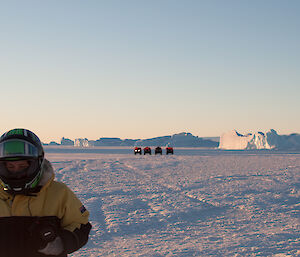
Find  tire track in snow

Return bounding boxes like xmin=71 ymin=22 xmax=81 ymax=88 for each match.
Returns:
xmin=98 ymin=158 xmax=228 ymax=236
xmin=120 ymin=159 xmax=220 ymax=207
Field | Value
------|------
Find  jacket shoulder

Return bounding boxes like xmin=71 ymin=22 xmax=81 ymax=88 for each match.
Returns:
xmin=46 ymin=180 xmax=76 ymax=199
xmin=49 ymin=180 xmax=71 ymax=190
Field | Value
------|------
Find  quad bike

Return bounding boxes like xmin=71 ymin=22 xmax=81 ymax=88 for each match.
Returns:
xmin=134 ymin=147 xmax=142 ymax=155
xmin=143 ymin=147 xmax=152 ymax=155
xmin=155 ymin=147 xmax=162 ymax=155
xmin=166 ymin=147 xmax=174 ymax=155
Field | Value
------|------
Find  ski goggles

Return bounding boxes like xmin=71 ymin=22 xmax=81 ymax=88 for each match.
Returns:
xmin=0 ymin=139 xmax=39 ymax=160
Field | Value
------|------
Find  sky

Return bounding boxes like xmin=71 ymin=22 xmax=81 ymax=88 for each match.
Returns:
xmin=1 ymin=0 xmax=299 ymax=143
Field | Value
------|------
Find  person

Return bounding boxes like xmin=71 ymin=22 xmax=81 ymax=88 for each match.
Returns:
xmin=0 ymin=128 xmax=92 ymax=257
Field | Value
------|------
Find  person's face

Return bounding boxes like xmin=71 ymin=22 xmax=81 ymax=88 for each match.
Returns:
xmin=5 ymin=160 xmax=30 ymax=173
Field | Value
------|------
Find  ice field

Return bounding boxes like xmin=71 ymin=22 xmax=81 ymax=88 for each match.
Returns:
xmin=45 ymin=147 xmax=300 ymax=257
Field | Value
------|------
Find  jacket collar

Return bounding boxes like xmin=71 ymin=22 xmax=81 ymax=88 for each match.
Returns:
xmin=38 ymin=159 xmax=55 ymax=188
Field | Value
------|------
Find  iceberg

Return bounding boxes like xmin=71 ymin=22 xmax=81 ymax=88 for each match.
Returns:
xmin=219 ymin=129 xmax=300 ymax=150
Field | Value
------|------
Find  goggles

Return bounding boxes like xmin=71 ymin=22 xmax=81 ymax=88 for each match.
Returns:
xmin=0 ymin=139 xmax=39 ymax=160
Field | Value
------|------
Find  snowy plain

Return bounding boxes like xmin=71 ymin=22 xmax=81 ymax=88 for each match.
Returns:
xmin=45 ymin=147 xmax=300 ymax=257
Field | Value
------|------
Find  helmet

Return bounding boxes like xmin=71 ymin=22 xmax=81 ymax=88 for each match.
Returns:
xmin=0 ymin=128 xmax=45 ymax=195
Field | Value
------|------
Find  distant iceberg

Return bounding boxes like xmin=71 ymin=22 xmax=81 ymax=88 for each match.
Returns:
xmin=219 ymin=129 xmax=300 ymax=150
xmin=60 ymin=132 xmax=219 ymax=148
xmin=74 ymin=138 xmax=90 ymax=147
xmin=134 ymin=132 xmax=218 ymax=147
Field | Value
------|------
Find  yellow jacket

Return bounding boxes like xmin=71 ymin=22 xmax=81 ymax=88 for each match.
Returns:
xmin=0 ymin=158 xmax=90 ymax=232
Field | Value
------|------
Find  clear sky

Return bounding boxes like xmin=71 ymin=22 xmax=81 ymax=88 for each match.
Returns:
xmin=1 ymin=0 xmax=299 ymax=143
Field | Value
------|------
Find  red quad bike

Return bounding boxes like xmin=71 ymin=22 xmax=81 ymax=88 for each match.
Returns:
xmin=166 ymin=147 xmax=174 ymax=155
xmin=134 ymin=147 xmax=142 ymax=155
xmin=143 ymin=147 xmax=152 ymax=155
xmin=155 ymin=147 xmax=162 ymax=155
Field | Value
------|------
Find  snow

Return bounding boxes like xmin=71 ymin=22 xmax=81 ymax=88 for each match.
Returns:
xmin=45 ymin=148 xmax=300 ymax=256
xmin=219 ymin=129 xmax=300 ymax=150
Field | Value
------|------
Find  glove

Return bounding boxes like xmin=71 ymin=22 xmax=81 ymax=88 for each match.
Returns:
xmin=27 ymin=218 xmax=64 ymax=255
xmin=38 ymin=236 xmax=64 ymax=256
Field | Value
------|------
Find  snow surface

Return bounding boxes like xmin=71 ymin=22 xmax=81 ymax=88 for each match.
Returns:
xmin=45 ymin=148 xmax=300 ymax=257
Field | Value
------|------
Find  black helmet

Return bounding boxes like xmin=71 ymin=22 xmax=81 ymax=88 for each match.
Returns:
xmin=0 ymin=128 xmax=45 ymax=195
